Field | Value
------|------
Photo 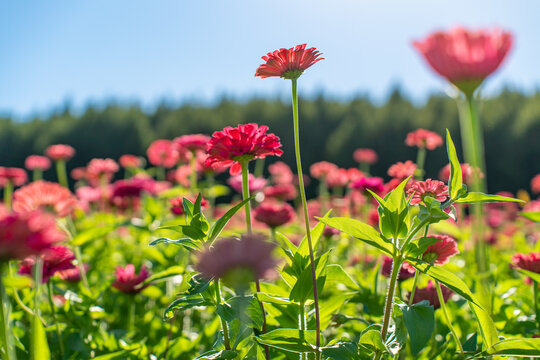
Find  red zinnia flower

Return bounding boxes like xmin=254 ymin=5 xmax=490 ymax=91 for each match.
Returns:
xmin=405 ymin=129 xmax=443 ymax=150
xmin=19 ymin=246 xmax=75 ymax=283
xmin=112 ymin=177 xmax=157 ymax=199
xmin=254 ymin=201 xmax=295 ymax=228
xmin=263 ymin=183 xmax=297 ymax=201
xmin=381 ymin=256 xmax=415 ymax=281
xmin=147 ymin=139 xmax=180 ymax=168
xmin=112 ymin=264 xmax=150 ymax=294
xmin=353 ymin=149 xmax=378 ymax=165
xmin=413 ymin=27 xmax=513 ymax=93
xmin=71 ymin=167 xmax=87 ymax=181
xmin=255 ymin=44 xmax=323 ymax=80
xmin=0 ymin=210 xmax=64 ymax=261
xmin=325 ymin=168 xmax=350 ymax=188
xmin=57 ymin=264 xmax=89 ymax=282
xmin=87 ymin=158 xmax=119 ymax=185
xmin=511 ymin=252 xmax=540 ymax=284
xmin=531 ymin=174 xmax=540 ymax=194
xmin=119 ymin=155 xmax=142 ymax=169
xmin=347 ymin=168 xmax=365 ymax=183
xmin=438 ymin=163 xmax=483 ymax=185
xmin=421 ymin=234 xmax=459 ymax=265
xmin=388 ymin=161 xmax=417 ymax=180
xmin=350 ymin=177 xmax=385 ymax=194
xmin=310 ymin=161 xmax=339 ymax=180
xmin=409 ymin=281 xmax=453 ymax=309
xmin=206 ymin=123 xmax=283 ymax=176
xmin=174 ymin=134 xmax=211 ymax=153
xmin=268 ymin=161 xmax=294 ymax=185
xmin=45 ymin=144 xmax=75 ymax=161
xmin=13 ymin=181 xmax=78 ymax=217
xmin=25 ymin=155 xmax=51 ymax=171
xmin=228 ymin=174 xmax=267 ymax=194
xmin=0 ymin=167 xmax=27 ymax=187
xmin=407 ymin=179 xmax=448 ymax=205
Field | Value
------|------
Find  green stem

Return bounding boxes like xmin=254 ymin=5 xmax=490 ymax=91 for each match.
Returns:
xmin=270 ymin=227 xmax=277 ymax=242
xmin=156 ymin=166 xmax=165 ymax=182
xmin=128 ymin=296 xmax=135 ymax=332
xmin=31 ymin=257 xmax=44 ymax=360
xmin=65 ymin=218 xmax=91 ymax=292
xmin=33 ymin=169 xmax=43 ymax=182
xmin=8 ymin=262 xmax=39 ymax=320
xmin=190 ymin=151 xmax=197 ymax=191
xmin=0 ymin=263 xmax=16 ymax=360
xmin=47 ymin=283 xmax=64 ymax=356
xmin=408 ymin=271 xmax=420 ymax=306
xmin=240 ymin=160 xmax=253 ymax=235
xmin=415 ymin=147 xmax=427 ymax=180
xmin=214 ymin=279 xmax=231 ymax=350
xmin=254 ymin=158 xmax=265 ymax=178
xmin=534 ymin=281 xmax=540 ymax=331
xmin=299 ymin=302 xmax=307 ymax=360
xmin=3 ymin=181 xmax=13 ymax=210
xmin=291 ymin=78 xmax=321 ymax=355
xmin=380 ymin=256 xmax=402 ymax=341
xmin=435 ymin=281 xmax=463 ymax=353
xmin=56 ymin=160 xmax=69 ymax=188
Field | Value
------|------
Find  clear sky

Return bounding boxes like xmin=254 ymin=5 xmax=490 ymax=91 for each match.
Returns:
xmin=0 ymin=0 xmax=538 ymax=118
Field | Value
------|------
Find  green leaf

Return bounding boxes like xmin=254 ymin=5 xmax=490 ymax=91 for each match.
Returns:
xmin=180 ymin=225 xmax=207 ymax=240
xmin=182 ymin=197 xmax=194 ymax=221
xmin=194 ymin=350 xmax=238 ymax=360
xmin=2 ymin=274 xmax=33 ymax=289
xmin=254 ymin=329 xmax=316 ymax=353
xmin=326 ymin=264 xmax=359 ymax=289
xmin=469 ymin=303 xmax=498 ymax=349
xmin=521 ymin=211 xmax=540 ymax=222
xmin=207 ymin=196 xmax=254 ymax=245
xmin=216 ymin=296 xmax=264 ymax=329
xmin=255 ymin=292 xmax=292 ymax=305
xmin=404 ymin=236 xmax=440 ymax=258
xmin=71 ymin=224 xmax=120 ymax=246
xmin=149 ymin=237 xmax=201 ymax=250
xmin=185 ymin=273 xmax=212 ymax=295
xmin=456 ymin=192 xmax=524 ymax=204
xmin=397 ymin=301 xmax=434 ymax=355
xmin=322 ymin=341 xmax=359 ymax=360
xmin=375 ymin=177 xmax=410 ymax=240
xmin=163 ymin=295 xmax=210 ymax=320
xmin=297 ymin=210 xmax=331 ymax=257
xmin=516 ymin=269 xmax=540 ymax=284
xmin=31 ymin=313 xmax=50 ymax=360
xmin=446 ymin=129 xmax=463 ymax=200
xmin=318 ymin=217 xmax=394 ymax=256
xmin=142 ymin=265 xmax=184 ymax=285
xmin=359 ymin=328 xmax=386 ymax=353
xmin=289 ymin=252 xmax=329 ymax=303
xmin=483 ymin=338 xmax=540 ymax=357
xmin=463 ymin=333 xmax=477 ymax=353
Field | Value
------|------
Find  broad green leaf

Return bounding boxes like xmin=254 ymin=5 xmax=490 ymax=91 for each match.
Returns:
xmin=194 ymin=350 xmax=238 ymax=360
xmin=254 ymin=329 xmax=316 ymax=353
xmin=2 ymin=274 xmax=33 ymax=289
xmin=521 ymin=211 xmax=540 ymax=222
xmin=164 ymin=295 xmax=210 ymax=320
xmin=326 ymin=264 xmax=359 ymax=289
xmin=397 ymin=301 xmax=434 ymax=355
xmin=322 ymin=341 xmax=359 ymax=360
xmin=404 ymin=236 xmax=440 ymax=258
xmin=182 ymin=197 xmax=194 ymax=221
xmin=446 ymin=129 xmax=463 ymax=200
xmin=297 ymin=210 xmax=332 ymax=257
xmin=207 ymin=196 xmax=254 ymax=245
xmin=31 ymin=313 xmax=50 ymax=360
xmin=318 ymin=217 xmax=395 ymax=256
xmin=180 ymin=225 xmax=207 ymax=240
xmin=463 ymin=333 xmax=478 ymax=353
xmin=149 ymin=237 xmax=201 ymax=250
xmin=456 ymin=192 xmax=524 ymax=204
xmin=142 ymin=265 xmax=184 ymax=285
xmin=517 ymin=269 xmax=540 ymax=284
xmin=359 ymin=329 xmax=386 ymax=353
xmin=71 ymin=224 xmax=121 ymax=246
xmin=289 ymin=252 xmax=329 ymax=303
xmin=255 ymin=292 xmax=292 ymax=305
xmin=470 ymin=303 xmax=499 ymax=349
xmin=483 ymin=338 xmax=540 ymax=357
xmin=216 ymin=296 xmax=263 ymax=329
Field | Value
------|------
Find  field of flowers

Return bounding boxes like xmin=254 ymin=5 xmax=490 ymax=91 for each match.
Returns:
xmin=1 ymin=27 xmax=540 ymax=360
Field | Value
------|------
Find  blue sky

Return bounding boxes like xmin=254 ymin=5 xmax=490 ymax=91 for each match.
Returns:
xmin=0 ymin=0 xmax=538 ymax=118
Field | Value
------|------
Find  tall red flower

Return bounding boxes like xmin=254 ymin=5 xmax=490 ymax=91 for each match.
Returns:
xmin=119 ymin=155 xmax=142 ymax=169
xmin=13 ymin=180 xmax=78 ymax=217
xmin=413 ymin=27 xmax=513 ymax=93
xmin=310 ymin=161 xmax=339 ymax=180
xmin=19 ymin=245 xmax=75 ymax=283
xmin=350 ymin=177 xmax=385 ymax=194
xmin=353 ymin=148 xmax=378 ymax=165
xmin=45 ymin=144 xmax=75 ymax=161
xmin=511 ymin=253 xmax=540 ymax=284
xmin=421 ymin=235 xmax=459 ymax=265
xmin=388 ymin=161 xmax=417 ymax=180
xmin=0 ymin=210 xmax=64 ymax=261
xmin=0 ymin=167 xmax=27 ymax=187
xmin=147 ymin=139 xmax=179 ymax=168
xmin=255 ymin=44 xmax=324 ymax=80
xmin=405 ymin=129 xmax=443 ymax=150
xmin=407 ymin=179 xmax=448 ymax=205
xmin=25 ymin=155 xmax=51 ymax=171
xmin=174 ymin=134 xmax=211 ymax=152
xmin=206 ymin=123 xmax=283 ymax=175
xmin=254 ymin=201 xmax=295 ymax=228
xmin=112 ymin=264 xmax=150 ymax=294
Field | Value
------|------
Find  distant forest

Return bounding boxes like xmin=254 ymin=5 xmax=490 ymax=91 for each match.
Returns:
xmin=1 ymin=88 xmax=539 ymax=194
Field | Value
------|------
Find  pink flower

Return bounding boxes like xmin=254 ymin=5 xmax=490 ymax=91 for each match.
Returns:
xmin=45 ymin=144 xmax=75 ymax=161
xmin=13 ymin=181 xmax=78 ymax=217
xmin=0 ymin=167 xmax=27 ymax=187
xmin=407 ymin=179 xmax=448 ymax=205
xmin=87 ymin=158 xmax=119 ymax=185
xmin=174 ymin=134 xmax=211 ymax=153
xmin=269 ymin=161 xmax=294 ymax=185
xmin=325 ymin=168 xmax=350 ymax=188
xmin=405 ymin=129 xmax=443 ymax=150
xmin=350 ymin=177 xmax=385 ymax=194
xmin=254 ymin=201 xmax=295 ymax=228
xmin=206 ymin=123 xmax=283 ymax=176
xmin=353 ymin=148 xmax=378 ymax=164
xmin=119 ymin=155 xmax=142 ymax=169
xmin=196 ymin=234 xmax=278 ymax=281
xmin=76 ymin=186 xmax=104 ymax=204
xmin=422 ymin=235 xmax=459 ymax=265
xmin=19 ymin=246 xmax=75 ymax=283
xmin=57 ymin=264 xmax=89 ymax=282
xmin=531 ymin=174 xmax=540 ymax=194
xmin=25 ymin=155 xmax=51 ymax=171
xmin=346 ymin=168 xmax=365 ymax=183
xmin=112 ymin=264 xmax=150 ymax=294
xmin=169 ymin=195 xmax=209 ymax=216
xmin=408 ymin=281 xmax=453 ymax=309
xmin=111 ymin=177 xmax=157 ymax=199
xmin=228 ymin=174 xmax=267 ymax=193
xmin=310 ymin=161 xmax=339 ymax=180
xmin=381 ymin=256 xmax=415 ymax=281
xmin=263 ymin=183 xmax=297 ymax=201
xmin=147 ymin=139 xmax=179 ymax=168
xmin=438 ymin=163 xmax=483 ymax=185
xmin=255 ymin=44 xmax=323 ymax=80
xmin=388 ymin=161 xmax=417 ymax=180
xmin=413 ymin=27 xmax=513 ymax=92
xmin=0 ymin=210 xmax=64 ymax=261
xmin=70 ymin=167 xmax=87 ymax=181
xmin=511 ymin=252 xmax=540 ymax=284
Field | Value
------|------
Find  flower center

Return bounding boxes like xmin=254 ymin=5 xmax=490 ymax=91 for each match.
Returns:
xmin=422 ymin=252 xmax=439 ymax=264
xmin=281 ymin=69 xmax=304 ymax=80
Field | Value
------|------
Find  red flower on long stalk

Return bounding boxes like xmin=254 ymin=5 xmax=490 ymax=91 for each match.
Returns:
xmin=255 ymin=44 xmax=324 ymax=80
xmin=206 ymin=123 xmax=283 ymax=175
xmin=0 ymin=167 xmax=27 ymax=187
xmin=254 ymin=201 xmax=295 ymax=229
xmin=388 ymin=161 xmax=417 ymax=180
xmin=13 ymin=181 xmax=78 ymax=217
xmin=405 ymin=129 xmax=443 ymax=150
xmin=353 ymin=148 xmax=378 ymax=165
xmin=147 ymin=139 xmax=179 ymax=168
xmin=45 ymin=144 xmax=75 ymax=161
xmin=25 ymin=155 xmax=51 ymax=171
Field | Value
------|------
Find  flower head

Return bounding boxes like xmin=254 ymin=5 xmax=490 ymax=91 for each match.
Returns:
xmin=511 ymin=252 xmax=540 ymax=284
xmin=407 ymin=179 xmax=448 ymax=205
xmin=268 ymin=161 xmax=294 ymax=185
xmin=531 ymin=174 xmax=540 ymax=194
xmin=0 ymin=210 xmax=64 ymax=261
xmin=228 ymin=174 xmax=267 ymax=194
xmin=19 ymin=246 xmax=75 ymax=283
xmin=112 ymin=264 xmax=150 ymax=294
xmin=255 ymin=44 xmax=323 ymax=80
xmin=405 ymin=129 xmax=443 ymax=150
xmin=438 ymin=163 xmax=483 ymax=185
xmin=174 ymin=134 xmax=211 ymax=153
xmin=45 ymin=144 xmax=75 ymax=161
xmin=353 ymin=148 xmax=378 ymax=165
xmin=254 ymin=201 xmax=295 ymax=228
xmin=206 ymin=123 xmax=283 ymax=175
xmin=325 ymin=168 xmax=350 ymax=188
xmin=13 ymin=181 xmax=78 ymax=217
xmin=119 ymin=155 xmax=142 ymax=169
xmin=413 ymin=27 xmax=513 ymax=93
xmin=381 ymin=256 xmax=415 ymax=281
xmin=0 ymin=167 xmax=27 ymax=187
xmin=57 ymin=264 xmax=89 ymax=282
xmin=147 ymin=139 xmax=179 ymax=168
xmin=25 ymin=155 xmax=52 ymax=171
xmin=310 ymin=161 xmax=339 ymax=180
xmin=422 ymin=235 xmax=459 ymax=265
xmin=87 ymin=158 xmax=119 ymax=185
xmin=111 ymin=177 xmax=157 ymax=199
xmin=408 ymin=281 xmax=453 ymax=309
xmin=388 ymin=161 xmax=417 ymax=180
xmin=350 ymin=177 xmax=385 ymax=194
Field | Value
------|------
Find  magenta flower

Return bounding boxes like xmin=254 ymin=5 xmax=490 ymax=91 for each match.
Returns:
xmin=255 ymin=44 xmax=324 ymax=80
xmin=353 ymin=148 xmax=378 ymax=165
xmin=254 ymin=201 xmax=295 ymax=228
xmin=310 ymin=161 xmax=339 ymax=180
xmin=388 ymin=161 xmax=417 ymax=180
xmin=422 ymin=235 xmax=459 ymax=265
xmin=511 ymin=252 xmax=540 ymax=284
xmin=268 ymin=161 xmax=294 ymax=185
xmin=407 ymin=179 xmax=448 ymax=205
xmin=405 ymin=129 xmax=443 ymax=150
xmin=112 ymin=264 xmax=150 ymax=294
xmin=350 ymin=177 xmax=385 ymax=194
xmin=19 ymin=246 xmax=75 ymax=283
xmin=0 ymin=167 xmax=28 ymax=188
xmin=45 ymin=144 xmax=75 ymax=161
xmin=25 ymin=155 xmax=51 ymax=171
xmin=174 ymin=134 xmax=211 ymax=153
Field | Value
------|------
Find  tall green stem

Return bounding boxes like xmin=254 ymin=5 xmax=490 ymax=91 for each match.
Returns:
xmin=436 ymin=281 xmax=463 ymax=353
xmin=214 ymin=279 xmax=231 ymax=350
xmin=0 ymin=263 xmax=16 ymax=360
xmin=189 ymin=151 xmax=197 ymax=191
xmin=415 ymin=147 xmax=427 ymax=180
xmin=56 ymin=160 xmax=69 ymax=188
xmin=31 ymin=257 xmax=45 ymax=360
xmin=33 ymin=169 xmax=43 ymax=182
xmin=534 ymin=281 xmax=540 ymax=331
xmin=3 ymin=181 xmax=13 ymax=210
xmin=380 ymin=257 xmax=402 ymax=341
xmin=299 ymin=302 xmax=307 ymax=360
xmin=291 ymin=78 xmax=321 ymax=354
xmin=47 ymin=282 xmax=64 ymax=356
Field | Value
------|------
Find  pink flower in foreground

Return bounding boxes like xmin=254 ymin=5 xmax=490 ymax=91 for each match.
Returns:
xmin=228 ymin=174 xmax=267 ymax=194
xmin=422 ymin=235 xmax=459 ymax=265
xmin=531 ymin=174 xmax=540 ymax=194
xmin=19 ymin=246 xmax=75 ymax=283
xmin=112 ymin=264 xmax=150 ymax=294
xmin=413 ymin=27 xmax=513 ymax=92
xmin=0 ymin=210 xmax=64 ymax=261
xmin=13 ymin=181 xmax=78 ymax=217
xmin=254 ymin=201 xmax=295 ymax=228
xmin=388 ymin=161 xmax=417 ymax=180
xmin=511 ymin=252 xmax=540 ymax=284
xmin=119 ymin=155 xmax=142 ymax=169
xmin=45 ymin=144 xmax=75 ymax=161
xmin=147 ymin=139 xmax=179 ymax=168
xmin=174 ymin=134 xmax=211 ymax=153
xmin=25 ymin=155 xmax=51 ymax=171
xmin=196 ymin=234 xmax=278 ymax=281
xmin=0 ymin=167 xmax=27 ymax=187
xmin=409 ymin=281 xmax=453 ymax=309
xmin=255 ymin=44 xmax=324 ymax=80
xmin=206 ymin=123 xmax=283 ymax=176
xmin=353 ymin=148 xmax=378 ymax=165
xmin=405 ymin=129 xmax=443 ymax=150
xmin=407 ymin=179 xmax=448 ymax=205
